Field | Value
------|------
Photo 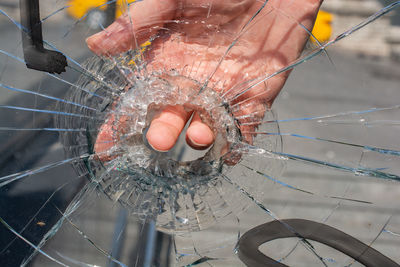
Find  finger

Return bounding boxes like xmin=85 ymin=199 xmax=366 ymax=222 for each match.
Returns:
xmin=86 ymin=0 xmax=178 ymax=56
xmin=186 ymin=112 xmax=214 ymax=150
xmin=95 ymin=114 xmax=117 ymax=161
xmin=146 ymin=105 xmax=191 ymax=152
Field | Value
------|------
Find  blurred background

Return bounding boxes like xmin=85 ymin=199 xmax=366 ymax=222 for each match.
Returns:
xmin=0 ymin=0 xmax=399 ymax=266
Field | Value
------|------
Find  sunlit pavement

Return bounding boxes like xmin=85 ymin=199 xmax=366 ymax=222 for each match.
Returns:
xmin=1 ymin=6 xmax=400 ymax=266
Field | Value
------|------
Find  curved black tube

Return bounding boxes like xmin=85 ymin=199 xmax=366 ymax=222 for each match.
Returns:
xmin=237 ymin=219 xmax=399 ymax=267
xmin=19 ymin=0 xmax=67 ymax=74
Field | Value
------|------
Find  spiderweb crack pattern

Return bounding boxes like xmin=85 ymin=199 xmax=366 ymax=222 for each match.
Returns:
xmin=0 ymin=1 xmax=399 ymax=266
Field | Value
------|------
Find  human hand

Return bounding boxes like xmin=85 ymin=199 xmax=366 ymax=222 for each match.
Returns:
xmin=86 ymin=0 xmax=322 ymax=159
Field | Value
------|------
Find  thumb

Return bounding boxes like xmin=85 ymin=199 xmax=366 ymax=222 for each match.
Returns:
xmin=86 ymin=0 xmax=178 ymax=56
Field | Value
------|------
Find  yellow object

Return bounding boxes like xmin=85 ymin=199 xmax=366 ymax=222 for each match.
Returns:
xmin=128 ymin=40 xmax=152 ymax=65
xmin=67 ymin=1 xmax=333 ymax=45
xmin=311 ymin=10 xmax=333 ymax=44
xmin=66 ymin=0 xmax=135 ymax=20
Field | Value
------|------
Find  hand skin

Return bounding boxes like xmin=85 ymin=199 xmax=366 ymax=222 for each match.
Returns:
xmin=86 ymin=0 xmax=323 ymax=159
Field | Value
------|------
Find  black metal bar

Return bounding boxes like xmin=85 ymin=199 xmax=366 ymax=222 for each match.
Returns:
xmin=19 ymin=0 xmax=67 ymax=74
xmin=108 ymin=208 xmax=128 ymax=267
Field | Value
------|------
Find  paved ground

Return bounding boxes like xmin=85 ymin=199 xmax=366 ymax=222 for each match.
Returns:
xmin=0 ymin=2 xmax=399 ymax=266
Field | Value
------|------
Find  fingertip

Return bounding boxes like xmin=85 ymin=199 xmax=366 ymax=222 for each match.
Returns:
xmin=186 ymin=115 xmax=214 ymax=150
xmin=146 ymin=121 xmax=178 ymax=152
xmin=86 ymin=32 xmax=104 ymax=55
xmin=145 ymin=105 xmax=191 ymax=152
xmin=94 ymin=119 xmax=116 ymax=161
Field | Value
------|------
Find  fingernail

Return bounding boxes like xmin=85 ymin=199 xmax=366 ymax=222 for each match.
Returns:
xmin=187 ymin=135 xmax=209 ymax=148
xmin=147 ymin=140 xmax=169 ymax=152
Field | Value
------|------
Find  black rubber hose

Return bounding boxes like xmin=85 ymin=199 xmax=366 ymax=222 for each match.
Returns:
xmin=237 ymin=219 xmax=399 ymax=267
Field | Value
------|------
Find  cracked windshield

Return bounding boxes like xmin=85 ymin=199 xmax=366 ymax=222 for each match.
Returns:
xmin=1 ymin=0 xmax=400 ymax=266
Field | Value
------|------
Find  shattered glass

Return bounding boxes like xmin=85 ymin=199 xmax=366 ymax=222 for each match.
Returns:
xmin=0 ymin=0 xmax=400 ymax=266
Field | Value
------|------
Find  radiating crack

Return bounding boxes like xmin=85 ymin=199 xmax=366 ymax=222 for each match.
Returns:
xmin=0 ymin=1 xmax=399 ymax=266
